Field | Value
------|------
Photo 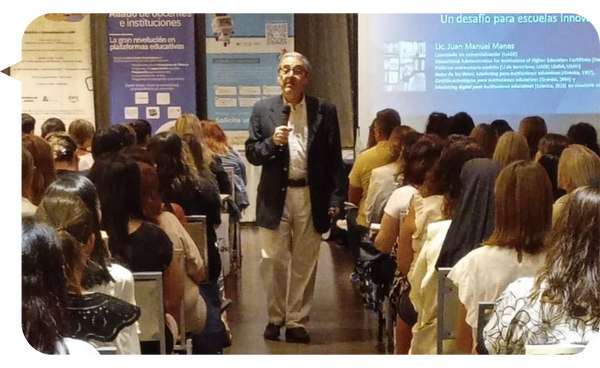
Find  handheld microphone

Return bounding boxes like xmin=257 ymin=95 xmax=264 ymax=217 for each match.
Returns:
xmin=278 ymin=105 xmax=292 ymax=149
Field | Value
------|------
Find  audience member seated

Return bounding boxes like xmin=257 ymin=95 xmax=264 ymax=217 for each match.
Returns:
xmin=68 ymin=119 xmax=96 ymax=171
xmin=114 ymin=124 xmax=137 ymax=148
xmin=469 ymin=124 xmax=498 ymax=159
xmin=91 ymin=126 xmax=125 ymax=161
xmin=36 ymin=192 xmax=141 ymax=351
xmin=535 ymin=133 xmax=570 ymax=201
xmin=47 ymin=132 xmax=80 ymax=176
xmin=22 ymin=134 xmax=56 ymax=206
xmin=444 ymin=112 xmax=474 ymax=137
xmin=22 ymin=113 xmax=36 ymax=136
xmin=201 ymin=119 xmax=251 ymax=212
xmin=409 ymin=158 xmax=502 ymax=354
xmin=45 ymin=174 xmax=141 ymax=354
xmin=137 ymin=161 xmax=207 ymax=334
xmin=131 ymin=119 xmax=152 ymax=149
xmin=22 ymin=147 xmax=37 ymax=215
xmin=567 ymin=122 xmax=600 ymax=157
xmin=553 ymin=144 xmax=600 ymax=224
xmin=147 ymin=132 xmax=222 ymax=282
xmin=398 ymin=138 xmax=484 ymax=354
xmin=41 ymin=117 xmax=66 ymax=139
xmin=22 ymin=216 xmax=99 ymax=355
xmin=365 ymin=126 xmax=416 ymax=225
xmin=448 ymin=160 xmax=552 ymax=353
xmin=348 ymin=108 xmax=401 ymax=265
xmin=484 ymin=183 xmax=600 ymax=354
xmin=518 ymin=116 xmax=547 ymax=159
xmin=490 ymin=119 xmax=513 ymax=137
xmin=424 ymin=112 xmax=448 ymax=137
xmin=492 ymin=131 xmax=530 ymax=167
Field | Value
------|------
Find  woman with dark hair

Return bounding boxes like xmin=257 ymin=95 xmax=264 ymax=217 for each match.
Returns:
xmin=397 ymin=138 xmax=485 ymax=354
xmin=41 ymin=117 xmax=66 ymax=139
xmin=535 ymin=134 xmax=570 ymax=201
xmin=484 ymin=183 xmax=600 ymax=354
xmin=44 ymin=174 xmax=141 ymax=354
xmin=91 ymin=126 xmax=124 ymax=161
xmin=490 ymin=119 xmax=513 ymax=137
xmin=22 ymin=216 xmax=98 ymax=355
xmin=147 ymin=132 xmax=222 ymax=282
xmin=35 ymin=192 xmax=141 ymax=352
xmin=449 ymin=161 xmax=552 ymax=353
xmin=22 ymin=134 xmax=56 ymax=205
xmin=567 ymin=122 xmax=600 ymax=156
xmin=425 ymin=112 xmax=448 ymax=137
xmin=469 ymin=124 xmax=498 ymax=159
xmin=519 ymin=116 xmax=548 ymax=159
xmin=445 ymin=112 xmax=475 ymax=137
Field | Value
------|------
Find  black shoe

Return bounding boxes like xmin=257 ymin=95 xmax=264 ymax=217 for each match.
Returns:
xmin=285 ymin=327 xmax=310 ymax=344
xmin=263 ymin=323 xmax=281 ymax=341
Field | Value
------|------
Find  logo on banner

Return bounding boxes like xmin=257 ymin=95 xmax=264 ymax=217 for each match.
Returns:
xmin=68 ymin=96 xmax=79 ymax=103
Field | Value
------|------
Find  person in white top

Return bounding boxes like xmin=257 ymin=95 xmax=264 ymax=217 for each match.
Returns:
xmin=22 ymin=216 xmax=98 ymax=355
xmin=484 ymin=184 xmax=600 ymax=354
xmin=449 ymin=160 xmax=553 ymax=353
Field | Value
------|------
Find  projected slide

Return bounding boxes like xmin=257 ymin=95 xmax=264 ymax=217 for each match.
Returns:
xmin=359 ymin=13 xmax=600 ymax=135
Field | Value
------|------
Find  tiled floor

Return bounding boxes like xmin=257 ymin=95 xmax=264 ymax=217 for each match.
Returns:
xmin=223 ymin=226 xmax=383 ymax=354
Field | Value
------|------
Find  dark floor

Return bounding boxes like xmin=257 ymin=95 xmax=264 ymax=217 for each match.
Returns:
xmin=223 ymin=226 xmax=383 ymax=354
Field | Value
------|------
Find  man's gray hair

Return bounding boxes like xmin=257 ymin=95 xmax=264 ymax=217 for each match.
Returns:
xmin=279 ymin=51 xmax=312 ymax=74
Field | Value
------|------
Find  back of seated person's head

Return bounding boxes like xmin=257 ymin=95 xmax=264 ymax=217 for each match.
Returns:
xmin=41 ymin=118 xmax=66 ymax=139
xmin=536 ymin=133 xmax=569 ymax=160
xmin=131 ymin=119 xmax=152 ymax=147
xmin=91 ymin=126 xmax=124 ymax=160
xmin=558 ymin=144 xmax=600 ymax=193
xmin=22 ymin=113 xmax=36 ymax=135
xmin=46 ymin=132 xmax=78 ymax=168
xmin=422 ymin=138 xmax=485 ymax=218
xmin=21 ymin=216 xmax=69 ymax=354
xmin=67 ymin=119 xmax=95 ymax=151
xmin=88 ymin=152 xmax=143 ymax=263
xmin=45 ymin=174 xmax=113 ymax=289
xmin=121 ymin=145 xmax=155 ymax=167
xmin=22 ymin=134 xmax=56 ymax=205
xmin=534 ymin=183 xmax=600 ymax=319
xmin=374 ymin=108 xmax=402 ymax=140
xmin=470 ymin=123 xmax=498 ymax=159
xmin=425 ymin=112 xmax=447 ymax=137
xmin=200 ymin=120 xmax=232 ymax=155
xmin=35 ymin=191 xmax=94 ymax=294
xmin=490 ymin=119 xmax=513 ymax=137
xmin=402 ymin=134 xmax=446 ymax=188
xmin=487 ymin=160 xmax=552 ymax=255
xmin=444 ymin=112 xmax=474 ymax=137
xmin=567 ymin=122 xmax=600 ymax=157
xmin=114 ymin=124 xmax=136 ymax=148
xmin=518 ymin=115 xmax=548 ymax=159
xmin=493 ymin=131 xmax=531 ymax=167
xmin=137 ymin=161 xmax=163 ymax=224
xmin=389 ymin=125 xmax=416 ymax=162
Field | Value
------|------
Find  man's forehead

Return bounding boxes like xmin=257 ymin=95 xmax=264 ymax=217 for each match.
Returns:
xmin=280 ymin=56 xmax=306 ymax=67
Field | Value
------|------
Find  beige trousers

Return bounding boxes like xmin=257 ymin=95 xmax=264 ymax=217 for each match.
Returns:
xmin=259 ymin=186 xmax=322 ymax=329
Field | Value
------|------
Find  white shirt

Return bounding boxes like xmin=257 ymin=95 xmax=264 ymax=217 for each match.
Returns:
xmin=55 ymin=338 xmax=99 ymax=355
xmin=383 ymin=185 xmax=418 ymax=224
xmin=448 ymin=245 xmax=546 ymax=331
xmin=78 ymin=152 xmax=94 ymax=171
xmin=285 ymin=96 xmax=308 ymax=180
xmin=88 ymin=263 xmax=141 ymax=355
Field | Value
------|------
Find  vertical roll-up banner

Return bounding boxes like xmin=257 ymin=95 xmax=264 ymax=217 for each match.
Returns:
xmin=13 ymin=14 xmax=95 ymax=133
xmin=107 ymin=14 xmax=196 ymax=133
xmin=205 ymin=14 xmax=294 ymax=144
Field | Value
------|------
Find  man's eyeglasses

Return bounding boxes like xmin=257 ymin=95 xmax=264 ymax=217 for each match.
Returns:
xmin=279 ymin=66 xmax=307 ymax=76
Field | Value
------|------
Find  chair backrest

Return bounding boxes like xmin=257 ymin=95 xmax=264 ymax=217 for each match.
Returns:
xmin=525 ymin=344 xmax=585 ymax=355
xmin=476 ymin=301 xmax=496 ymax=354
xmin=437 ymin=267 xmax=458 ymax=354
xmin=133 ymin=272 xmax=166 ymax=355
xmin=186 ymin=215 xmax=208 ymax=270
xmin=96 ymin=346 xmax=117 ymax=355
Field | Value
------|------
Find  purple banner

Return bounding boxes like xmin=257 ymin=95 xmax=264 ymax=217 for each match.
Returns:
xmin=107 ymin=13 xmax=196 ymax=133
